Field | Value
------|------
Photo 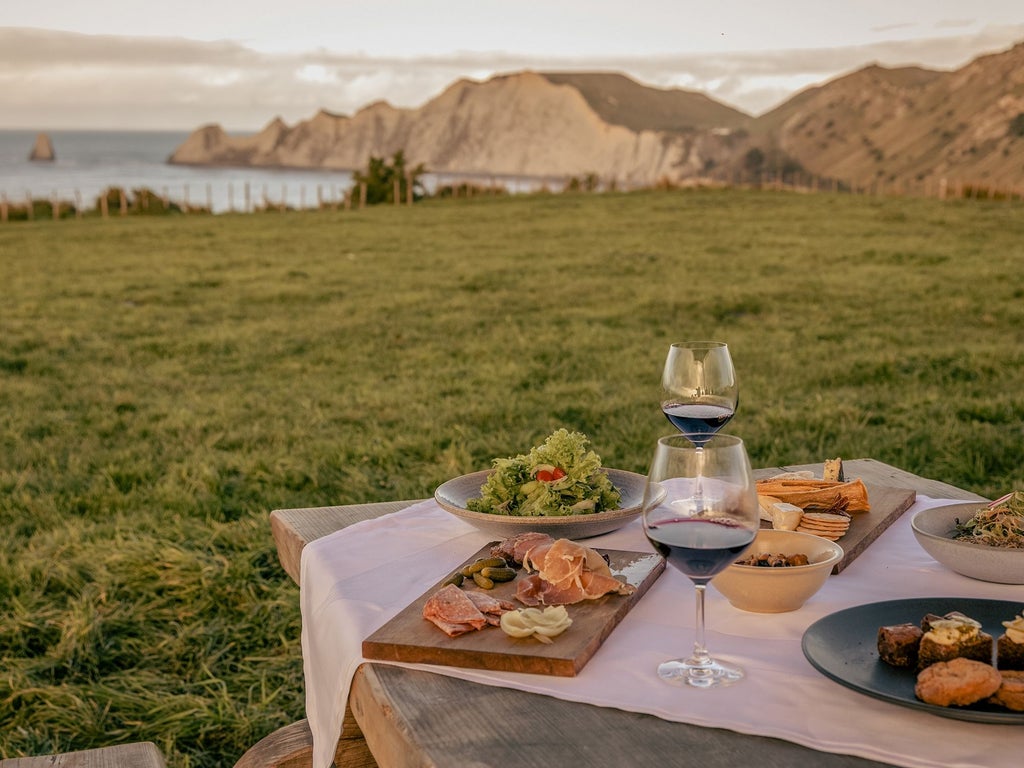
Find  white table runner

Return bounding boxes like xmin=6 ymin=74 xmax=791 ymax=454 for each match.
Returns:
xmin=301 ymin=497 xmax=1023 ymax=768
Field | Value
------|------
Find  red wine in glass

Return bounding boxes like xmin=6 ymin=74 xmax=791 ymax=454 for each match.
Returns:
xmin=646 ymin=517 xmax=755 ymax=584
xmin=661 ymin=341 xmax=738 ymax=448
xmin=661 ymin=403 xmax=735 ymax=448
xmin=640 ymin=434 xmax=758 ymax=688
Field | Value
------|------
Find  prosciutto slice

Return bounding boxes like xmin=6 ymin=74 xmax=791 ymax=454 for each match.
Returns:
xmin=490 ymin=531 xmax=554 ymax=564
xmin=514 ymin=537 xmax=635 ymax=606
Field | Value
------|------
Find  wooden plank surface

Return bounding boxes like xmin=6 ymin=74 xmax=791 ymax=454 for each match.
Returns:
xmin=352 ymin=664 xmax=894 ymax=768
xmin=363 ymin=544 xmax=664 ymax=676
xmin=831 ymin=484 xmax=916 ymax=573
xmin=0 ymin=743 xmax=165 ymax=768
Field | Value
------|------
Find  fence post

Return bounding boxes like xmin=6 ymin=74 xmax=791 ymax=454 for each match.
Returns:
xmin=100 ymin=193 xmax=109 ymax=218
xmin=245 ymin=182 xmax=251 ymax=213
xmin=359 ymin=182 xmax=367 ymax=209
xmin=393 ymin=179 xmax=400 ymax=205
xmin=406 ymin=173 xmax=413 ymax=205
xmin=119 ymin=188 xmax=127 ymax=216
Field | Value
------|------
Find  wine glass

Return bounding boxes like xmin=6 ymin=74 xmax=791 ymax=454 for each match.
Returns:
xmin=641 ymin=434 xmax=759 ymax=688
xmin=660 ymin=341 xmax=738 ymax=447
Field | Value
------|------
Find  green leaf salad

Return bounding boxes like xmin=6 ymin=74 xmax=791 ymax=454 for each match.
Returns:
xmin=466 ymin=429 xmax=622 ymax=517
xmin=954 ymin=491 xmax=1024 ymax=548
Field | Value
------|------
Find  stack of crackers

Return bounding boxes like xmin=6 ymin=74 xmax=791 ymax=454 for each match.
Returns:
xmin=755 ymin=458 xmax=871 ymax=542
xmin=794 ymin=511 xmax=851 ymax=541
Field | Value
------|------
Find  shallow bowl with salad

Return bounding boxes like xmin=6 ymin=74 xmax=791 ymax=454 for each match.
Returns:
xmin=911 ymin=494 xmax=1024 ymax=584
xmin=435 ymin=467 xmax=649 ymax=539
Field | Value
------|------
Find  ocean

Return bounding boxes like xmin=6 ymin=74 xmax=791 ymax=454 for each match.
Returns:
xmin=0 ymin=130 xmax=557 ymax=214
xmin=0 ymin=129 xmax=355 ymax=214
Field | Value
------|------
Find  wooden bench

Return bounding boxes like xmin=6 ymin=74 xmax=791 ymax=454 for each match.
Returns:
xmin=0 ymin=743 xmax=165 ymax=768
xmin=233 ymin=717 xmax=376 ymax=768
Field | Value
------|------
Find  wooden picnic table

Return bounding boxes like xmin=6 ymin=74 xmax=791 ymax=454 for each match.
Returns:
xmin=269 ymin=458 xmax=986 ymax=768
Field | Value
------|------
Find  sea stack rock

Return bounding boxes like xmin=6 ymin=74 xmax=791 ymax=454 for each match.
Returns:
xmin=29 ymin=132 xmax=55 ymax=162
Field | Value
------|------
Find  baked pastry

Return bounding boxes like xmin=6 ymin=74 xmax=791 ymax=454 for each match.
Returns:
xmin=988 ymin=669 xmax=1024 ymax=711
xmin=915 ymin=657 xmax=1002 ymax=707
xmin=877 ymin=623 xmax=923 ymax=668
xmin=996 ymin=613 xmax=1024 ymax=670
xmin=917 ymin=612 xmax=993 ymax=670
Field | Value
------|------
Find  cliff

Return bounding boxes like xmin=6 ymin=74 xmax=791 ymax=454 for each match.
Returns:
xmin=169 ymin=42 xmax=1024 ymax=188
xmin=169 ymin=71 xmax=752 ymax=185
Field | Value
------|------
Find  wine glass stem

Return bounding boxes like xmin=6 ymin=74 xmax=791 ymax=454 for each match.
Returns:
xmin=690 ymin=583 xmax=711 ymax=666
xmin=694 ymin=445 xmax=705 ymax=510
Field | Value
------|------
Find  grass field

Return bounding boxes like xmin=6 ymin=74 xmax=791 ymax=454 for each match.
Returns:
xmin=2 ymin=188 xmax=1023 ymax=765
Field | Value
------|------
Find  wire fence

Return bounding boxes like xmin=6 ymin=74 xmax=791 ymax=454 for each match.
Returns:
xmin=2 ymin=170 xmax=1022 ymax=223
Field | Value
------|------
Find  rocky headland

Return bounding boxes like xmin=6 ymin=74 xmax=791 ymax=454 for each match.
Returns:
xmin=170 ymin=41 xmax=1024 ymax=189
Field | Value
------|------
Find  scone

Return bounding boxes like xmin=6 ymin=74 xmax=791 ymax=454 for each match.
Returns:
xmin=996 ymin=613 xmax=1024 ymax=671
xmin=917 ymin=612 xmax=993 ymax=670
xmin=915 ymin=658 xmax=1002 ymax=707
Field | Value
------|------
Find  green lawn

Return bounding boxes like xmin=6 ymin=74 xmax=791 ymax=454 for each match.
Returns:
xmin=1 ymin=188 xmax=1022 ymax=764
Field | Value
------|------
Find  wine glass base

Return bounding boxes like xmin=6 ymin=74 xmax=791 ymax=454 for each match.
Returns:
xmin=657 ymin=657 xmax=744 ymax=688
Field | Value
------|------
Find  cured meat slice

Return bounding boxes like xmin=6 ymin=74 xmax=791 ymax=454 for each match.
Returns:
xmin=422 ymin=584 xmax=489 ymax=637
xmin=464 ymin=590 xmax=516 ymax=626
xmin=514 ymin=571 xmax=633 ymax=606
xmin=464 ymin=590 xmax=516 ymax=614
xmin=490 ymin=532 xmax=554 ymax=564
xmin=515 ymin=538 xmax=635 ymax=606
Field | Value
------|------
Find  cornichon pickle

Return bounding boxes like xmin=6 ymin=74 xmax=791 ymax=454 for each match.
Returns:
xmin=480 ymin=566 xmax=516 ymax=582
xmin=442 ymin=572 xmax=464 ymax=587
xmin=472 ymin=572 xmax=494 ymax=589
xmin=460 ymin=556 xmax=506 ymax=577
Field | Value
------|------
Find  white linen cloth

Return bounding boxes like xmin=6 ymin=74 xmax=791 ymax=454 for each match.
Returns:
xmin=300 ymin=497 xmax=1023 ymax=768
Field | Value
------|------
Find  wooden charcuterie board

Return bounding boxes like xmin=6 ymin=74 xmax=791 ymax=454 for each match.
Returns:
xmin=362 ymin=544 xmax=664 ymax=677
xmin=760 ymin=483 xmax=916 ymax=574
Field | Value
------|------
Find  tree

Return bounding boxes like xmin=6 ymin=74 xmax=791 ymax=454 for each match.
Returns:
xmin=352 ymin=150 xmax=427 ymax=204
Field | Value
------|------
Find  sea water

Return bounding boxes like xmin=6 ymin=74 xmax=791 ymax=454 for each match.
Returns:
xmin=0 ymin=130 xmax=558 ymax=214
xmin=0 ymin=129 xmax=355 ymax=214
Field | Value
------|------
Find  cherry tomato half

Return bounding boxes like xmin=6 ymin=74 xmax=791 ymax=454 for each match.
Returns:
xmin=536 ymin=467 xmax=566 ymax=483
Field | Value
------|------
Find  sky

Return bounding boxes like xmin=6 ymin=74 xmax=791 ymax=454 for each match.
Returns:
xmin=2 ymin=1 xmax=1023 ymax=132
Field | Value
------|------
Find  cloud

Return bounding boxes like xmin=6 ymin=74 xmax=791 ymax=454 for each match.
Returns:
xmin=1 ymin=24 xmax=1022 ymax=130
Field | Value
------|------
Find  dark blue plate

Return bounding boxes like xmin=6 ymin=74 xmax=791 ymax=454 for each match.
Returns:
xmin=802 ymin=597 xmax=1023 ymax=724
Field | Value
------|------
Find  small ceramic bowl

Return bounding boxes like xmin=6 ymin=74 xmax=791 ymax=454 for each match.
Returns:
xmin=712 ymin=529 xmax=843 ymax=613
xmin=911 ymin=502 xmax=1024 ymax=584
